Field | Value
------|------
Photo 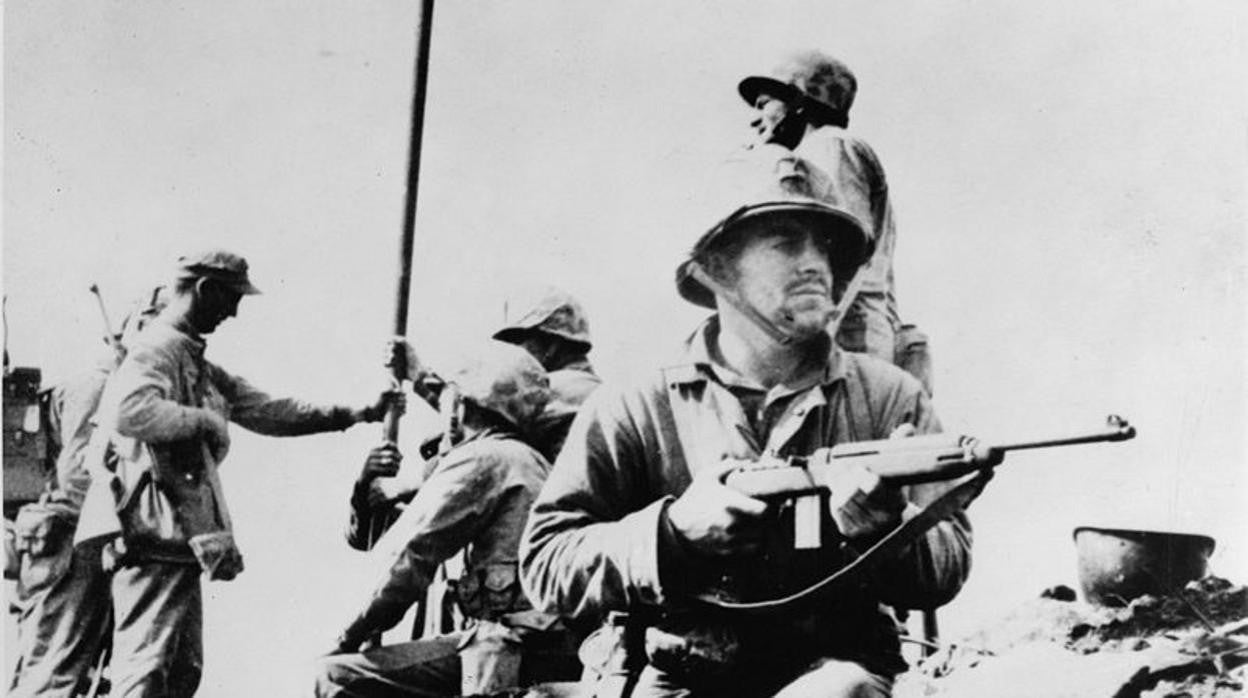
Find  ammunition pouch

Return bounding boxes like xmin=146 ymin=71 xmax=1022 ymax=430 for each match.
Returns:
xmin=13 ymin=499 xmax=77 ymax=559
xmin=643 ymin=616 xmax=743 ymax=683
xmin=188 ymin=531 xmax=245 ymax=581
xmin=451 ymin=562 xmax=526 ymax=621
xmin=893 ymin=323 xmax=933 ymax=396
xmin=12 ymin=500 xmax=77 ymax=594
xmin=104 ymin=437 xmax=238 ymax=576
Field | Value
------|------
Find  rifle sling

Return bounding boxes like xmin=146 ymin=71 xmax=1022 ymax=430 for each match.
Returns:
xmin=691 ymin=469 xmax=991 ymax=615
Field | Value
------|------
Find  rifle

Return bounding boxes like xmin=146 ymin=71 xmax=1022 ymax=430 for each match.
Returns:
xmin=693 ymin=415 xmax=1136 ymax=614
xmin=88 ymin=284 xmax=122 ymax=353
xmin=725 ymin=414 xmax=1136 ymax=498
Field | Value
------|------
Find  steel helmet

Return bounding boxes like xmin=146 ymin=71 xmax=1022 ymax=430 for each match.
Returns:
xmin=445 ymin=341 xmax=552 ymax=430
xmin=493 ymin=286 xmax=592 ymax=351
xmin=739 ymin=51 xmax=857 ymax=127
xmin=675 ymin=147 xmax=873 ymax=309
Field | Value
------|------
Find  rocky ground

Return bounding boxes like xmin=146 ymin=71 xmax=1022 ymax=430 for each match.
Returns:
xmin=895 ymin=577 xmax=1248 ymax=697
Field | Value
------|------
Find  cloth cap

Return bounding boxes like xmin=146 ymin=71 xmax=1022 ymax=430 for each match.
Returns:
xmin=446 ymin=341 xmax=552 ymax=430
xmin=739 ymin=50 xmax=857 ymax=125
xmin=176 ymin=249 xmax=261 ymax=295
xmin=675 ymin=147 xmax=873 ymax=309
xmin=493 ymin=286 xmax=592 ymax=351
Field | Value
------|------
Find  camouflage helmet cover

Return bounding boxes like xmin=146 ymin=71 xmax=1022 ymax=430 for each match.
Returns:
xmin=446 ymin=341 xmax=552 ymax=430
xmin=675 ymin=147 xmax=874 ymax=309
xmin=739 ymin=50 xmax=858 ymax=126
xmin=493 ymin=286 xmax=592 ymax=350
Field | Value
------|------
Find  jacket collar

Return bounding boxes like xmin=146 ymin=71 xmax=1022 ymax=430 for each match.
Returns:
xmin=666 ymin=316 xmax=847 ymax=398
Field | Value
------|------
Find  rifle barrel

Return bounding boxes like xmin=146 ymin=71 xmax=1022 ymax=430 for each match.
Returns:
xmin=991 ymin=415 xmax=1135 ymax=454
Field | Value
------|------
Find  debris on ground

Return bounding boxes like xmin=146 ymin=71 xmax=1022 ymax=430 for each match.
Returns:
xmin=896 ymin=577 xmax=1248 ymax=697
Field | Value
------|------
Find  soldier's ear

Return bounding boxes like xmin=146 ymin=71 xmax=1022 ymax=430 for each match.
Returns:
xmin=193 ymin=276 xmax=224 ymax=302
xmin=192 ymin=276 xmax=209 ymax=298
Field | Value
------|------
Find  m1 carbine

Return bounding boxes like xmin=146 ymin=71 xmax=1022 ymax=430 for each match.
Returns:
xmin=725 ymin=414 xmax=1136 ymax=499
xmin=694 ymin=415 xmax=1136 ymax=613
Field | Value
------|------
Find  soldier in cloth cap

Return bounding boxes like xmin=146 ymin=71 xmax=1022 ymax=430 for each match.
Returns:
xmin=74 ymin=249 xmax=392 ymax=697
xmin=316 ymin=341 xmax=579 ymax=697
xmin=9 ymin=286 xmax=167 ymax=697
xmin=520 ymin=151 xmax=977 ymax=697
xmin=741 ymin=50 xmax=932 ymax=394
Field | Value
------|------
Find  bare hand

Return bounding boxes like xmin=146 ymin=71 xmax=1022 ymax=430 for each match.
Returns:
xmin=357 ymin=443 xmax=402 ymax=485
xmin=385 ymin=337 xmax=424 ymax=383
xmin=667 ymin=458 xmax=769 ymax=556
xmin=357 ymin=389 xmax=403 ymax=424
xmin=821 ymin=423 xmax=909 ymax=539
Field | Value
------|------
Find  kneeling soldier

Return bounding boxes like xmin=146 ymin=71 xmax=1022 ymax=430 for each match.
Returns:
xmin=317 ymin=341 xmax=579 ymax=697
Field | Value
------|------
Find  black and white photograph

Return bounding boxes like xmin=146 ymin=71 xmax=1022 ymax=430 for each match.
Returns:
xmin=3 ymin=1 xmax=1245 ymax=696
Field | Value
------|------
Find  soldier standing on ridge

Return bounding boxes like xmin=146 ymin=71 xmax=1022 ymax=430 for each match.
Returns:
xmin=520 ymin=151 xmax=977 ymax=697
xmin=9 ymin=287 xmax=165 ymax=697
xmin=741 ymin=50 xmax=932 ymax=393
xmin=74 ymin=249 xmax=392 ymax=697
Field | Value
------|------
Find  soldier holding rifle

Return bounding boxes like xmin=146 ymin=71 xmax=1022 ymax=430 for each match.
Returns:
xmin=317 ymin=341 xmax=579 ymax=697
xmin=520 ymin=150 xmax=975 ymax=697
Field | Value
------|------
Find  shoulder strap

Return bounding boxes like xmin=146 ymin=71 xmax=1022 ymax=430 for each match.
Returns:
xmin=662 ymin=365 xmax=707 ymax=474
xmin=839 ymin=353 xmax=878 ymax=441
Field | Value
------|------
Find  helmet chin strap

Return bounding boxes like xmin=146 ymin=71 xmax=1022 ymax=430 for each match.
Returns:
xmin=687 ymin=262 xmax=866 ymax=345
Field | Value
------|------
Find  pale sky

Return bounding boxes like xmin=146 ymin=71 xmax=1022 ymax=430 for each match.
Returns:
xmin=4 ymin=1 xmax=1246 ymax=694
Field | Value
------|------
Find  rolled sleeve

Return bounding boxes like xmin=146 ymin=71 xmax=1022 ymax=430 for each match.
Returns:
xmin=873 ymin=374 xmax=974 ymax=608
xmin=108 ymin=344 xmax=206 ymax=443
xmin=339 ymin=448 xmax=497 ymax=642
xmin=210 ymin=366 xmax=354 ymax=436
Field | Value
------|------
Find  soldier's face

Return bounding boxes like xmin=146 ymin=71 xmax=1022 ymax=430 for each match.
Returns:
xmin=729 ymin=218 xmax=835 ymax=340
xmin=751 ymin=93 xmax=804 ymax=149
xmin=193 ymin=281 xmax=243 ymax=334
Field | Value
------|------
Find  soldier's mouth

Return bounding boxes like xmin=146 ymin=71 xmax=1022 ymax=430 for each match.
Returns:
xmin=787 ymin=283 xmax=829 ymax=296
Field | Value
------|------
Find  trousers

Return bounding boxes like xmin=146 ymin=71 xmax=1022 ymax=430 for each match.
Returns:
xmin=109 ymin=561 xmax=204 ymax=697
xmin=314 ymin=626 xmax=580 ymax=698
xmin=628 ymin=657 xmax=893 ymax=698
xmin=9 ymin=535 xmax=113 ymax=697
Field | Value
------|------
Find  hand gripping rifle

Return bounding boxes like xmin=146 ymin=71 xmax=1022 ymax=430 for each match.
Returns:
xmin=691 ymin=415 xmax=1136 ymax=614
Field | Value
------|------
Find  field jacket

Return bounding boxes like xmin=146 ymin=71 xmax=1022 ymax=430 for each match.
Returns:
xmin=521 ymin=318 xmax=972 ymax=674
xmin=76 ymin=319 xmax=356 ymax=555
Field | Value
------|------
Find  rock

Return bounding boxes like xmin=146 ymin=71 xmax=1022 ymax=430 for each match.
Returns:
xmin=898 ymin=578 xmax=1248 ymax=697
xmin=1041 ymin=585 xmax=1078 ymax=602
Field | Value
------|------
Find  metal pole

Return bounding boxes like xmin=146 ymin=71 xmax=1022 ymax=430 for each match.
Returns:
xmin=365 ymin=3 xmax=438 ymax=647
xmin=382 ymin=0 xmax=436 ymax=445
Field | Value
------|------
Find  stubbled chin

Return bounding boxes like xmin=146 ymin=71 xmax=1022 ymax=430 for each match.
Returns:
xmin=779 ymin=303 xmax=835 ymax=340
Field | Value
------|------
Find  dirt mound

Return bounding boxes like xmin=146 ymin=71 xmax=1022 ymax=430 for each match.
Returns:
xmin=897 ymin=578 xmax=1248 ymax=697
